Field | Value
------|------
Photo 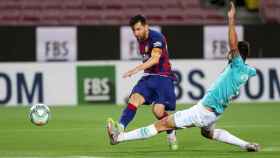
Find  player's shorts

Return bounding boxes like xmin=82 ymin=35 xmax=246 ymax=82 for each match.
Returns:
xmin=131 ymin=75 xmax=176 ymax=111
xmin=174 ymin=103 xmax=218 ymax=128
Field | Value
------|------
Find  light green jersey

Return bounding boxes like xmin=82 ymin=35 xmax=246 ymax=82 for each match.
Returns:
xmin=201 ymin=54 xmax=256 ymax=114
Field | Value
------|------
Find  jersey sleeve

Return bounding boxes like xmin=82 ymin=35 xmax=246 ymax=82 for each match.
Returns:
xmin=247 ymin=66 xmax=257 ymax=77
xmin=230 ymin=53 xmax=244 ymax=67
xmin=150 ymin=33 xmax=164 ymax=49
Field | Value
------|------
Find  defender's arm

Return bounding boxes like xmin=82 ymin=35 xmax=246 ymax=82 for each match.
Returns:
xmin=227 ymin=2 xmax=239 ymax=59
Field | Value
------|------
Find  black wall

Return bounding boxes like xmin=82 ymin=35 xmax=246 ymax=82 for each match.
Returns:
xmin=244 ymin=25 xmax=280 ymax=58
xmin=162 ymin=26 xmax=203 ymax=59
xmin=0 ymin=27 xmax=35 ymax=62
xmin=78 ymin=26 xmax=119 ymax=60
xmin=0 ymin=25 xmax=278 ymax=62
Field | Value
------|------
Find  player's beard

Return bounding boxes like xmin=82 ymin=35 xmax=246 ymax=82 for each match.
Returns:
xmin=138 ymin=37 xmax=144 ymax=41
xmin=137 ymin=32 xmax=147 ymax=41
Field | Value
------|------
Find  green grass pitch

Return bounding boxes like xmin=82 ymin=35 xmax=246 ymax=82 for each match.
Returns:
xmin=0 ymin=102 xmax=279 ymax=158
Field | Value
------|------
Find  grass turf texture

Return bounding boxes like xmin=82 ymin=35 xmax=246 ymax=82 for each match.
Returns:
xmin=0 ymin=102 xmax=279 ymax=158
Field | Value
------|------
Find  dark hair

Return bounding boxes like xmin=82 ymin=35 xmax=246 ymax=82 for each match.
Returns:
xmin=238 ymin=41 xmax=250 ymax=61
xmin=129 ymin=15 xmax=147 ymax=27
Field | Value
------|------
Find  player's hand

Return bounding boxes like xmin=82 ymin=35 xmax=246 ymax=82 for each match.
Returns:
xmin=228 ymin=1 xmax=236 ymax=19
xmin=122 ymin=69 xmax=137 ymax=78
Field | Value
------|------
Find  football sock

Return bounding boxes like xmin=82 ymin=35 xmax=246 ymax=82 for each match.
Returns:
xmin=213 ymin=129 xmax=248 ymax=149
xmin=167 ymin=130 xmax=174 ymax=135
xmin=119 ymin=103 xmax=137 ymax=128
xmin=117 ymin=124 xmax=158 ymax=142
xmin=167 ymin=130 xmax=176 ymax=141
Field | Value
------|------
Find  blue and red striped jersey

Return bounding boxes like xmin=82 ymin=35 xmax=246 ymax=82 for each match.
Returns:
xmin=138 ymin=29 xmax=172 ymax=77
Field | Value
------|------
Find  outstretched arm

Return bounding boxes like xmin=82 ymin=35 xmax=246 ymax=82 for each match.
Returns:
xmin=122 ymin=48 xmax=161 ymax=78
xmin=227 ymin=1 xmax=239 ymax=59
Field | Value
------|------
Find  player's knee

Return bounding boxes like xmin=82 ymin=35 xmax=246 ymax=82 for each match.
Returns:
xmin=129 ymin=93 xmax=144 ymax=107
xmin=155 ymin=117 xmax=170 ymax=132
xmin=153 ymin=112 xmax=162 ymax=120
xmin=201 ymin=129 xmax=213 ymax=139
xmin=153 ymin=109 xmax=166 ymax=120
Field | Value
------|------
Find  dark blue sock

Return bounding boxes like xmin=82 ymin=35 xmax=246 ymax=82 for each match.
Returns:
xmin=167 ymin=129 xmax=174 ymax=134
xmin=119 ymin=103 xmax=137 ymax=128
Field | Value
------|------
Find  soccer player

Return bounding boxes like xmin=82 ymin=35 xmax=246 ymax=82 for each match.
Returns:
xmin=107 ymin=2 xmax=260 ymax=152
xmin=110 ymin=15 xmax=178 ymax=150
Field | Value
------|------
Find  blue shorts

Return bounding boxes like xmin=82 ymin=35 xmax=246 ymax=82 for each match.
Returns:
xmin=131 ymin=75 xmax=176 ymax=111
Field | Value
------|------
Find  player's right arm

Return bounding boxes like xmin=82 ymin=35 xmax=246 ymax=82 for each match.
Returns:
xmin=122 ymin=48 xmax=161 ymax=78
xmin=227 ymin=2 xmax=239 ymax=60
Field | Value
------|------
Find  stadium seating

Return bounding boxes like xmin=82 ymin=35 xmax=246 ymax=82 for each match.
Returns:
xmin=260 ymin=0 xmax=280 ymax=23
xmin=0 ymin=0 xmax=225 ymax=25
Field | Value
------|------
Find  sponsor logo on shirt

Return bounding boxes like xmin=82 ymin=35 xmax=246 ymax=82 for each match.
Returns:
xmin=153 ymin=41 xmax=162 ymax=48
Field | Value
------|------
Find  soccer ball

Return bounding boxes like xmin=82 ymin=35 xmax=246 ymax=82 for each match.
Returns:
xmin=29 ymin=104 xmax=50 ymax=126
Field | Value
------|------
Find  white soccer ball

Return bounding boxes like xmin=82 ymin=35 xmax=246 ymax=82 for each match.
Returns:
xmin=29 ymin=104 xmax=50 ymax=126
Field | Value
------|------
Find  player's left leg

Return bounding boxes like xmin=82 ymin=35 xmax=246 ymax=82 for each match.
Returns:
xmin=201 ymin=124 xmax=260 ymax=152
xmin=152 ymin=104 xmax=178 ymax=150
xmin=118 ymin=93 xmax=145 ymax=131
xmin=117 ymin=76 xmax=152 ymax=131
